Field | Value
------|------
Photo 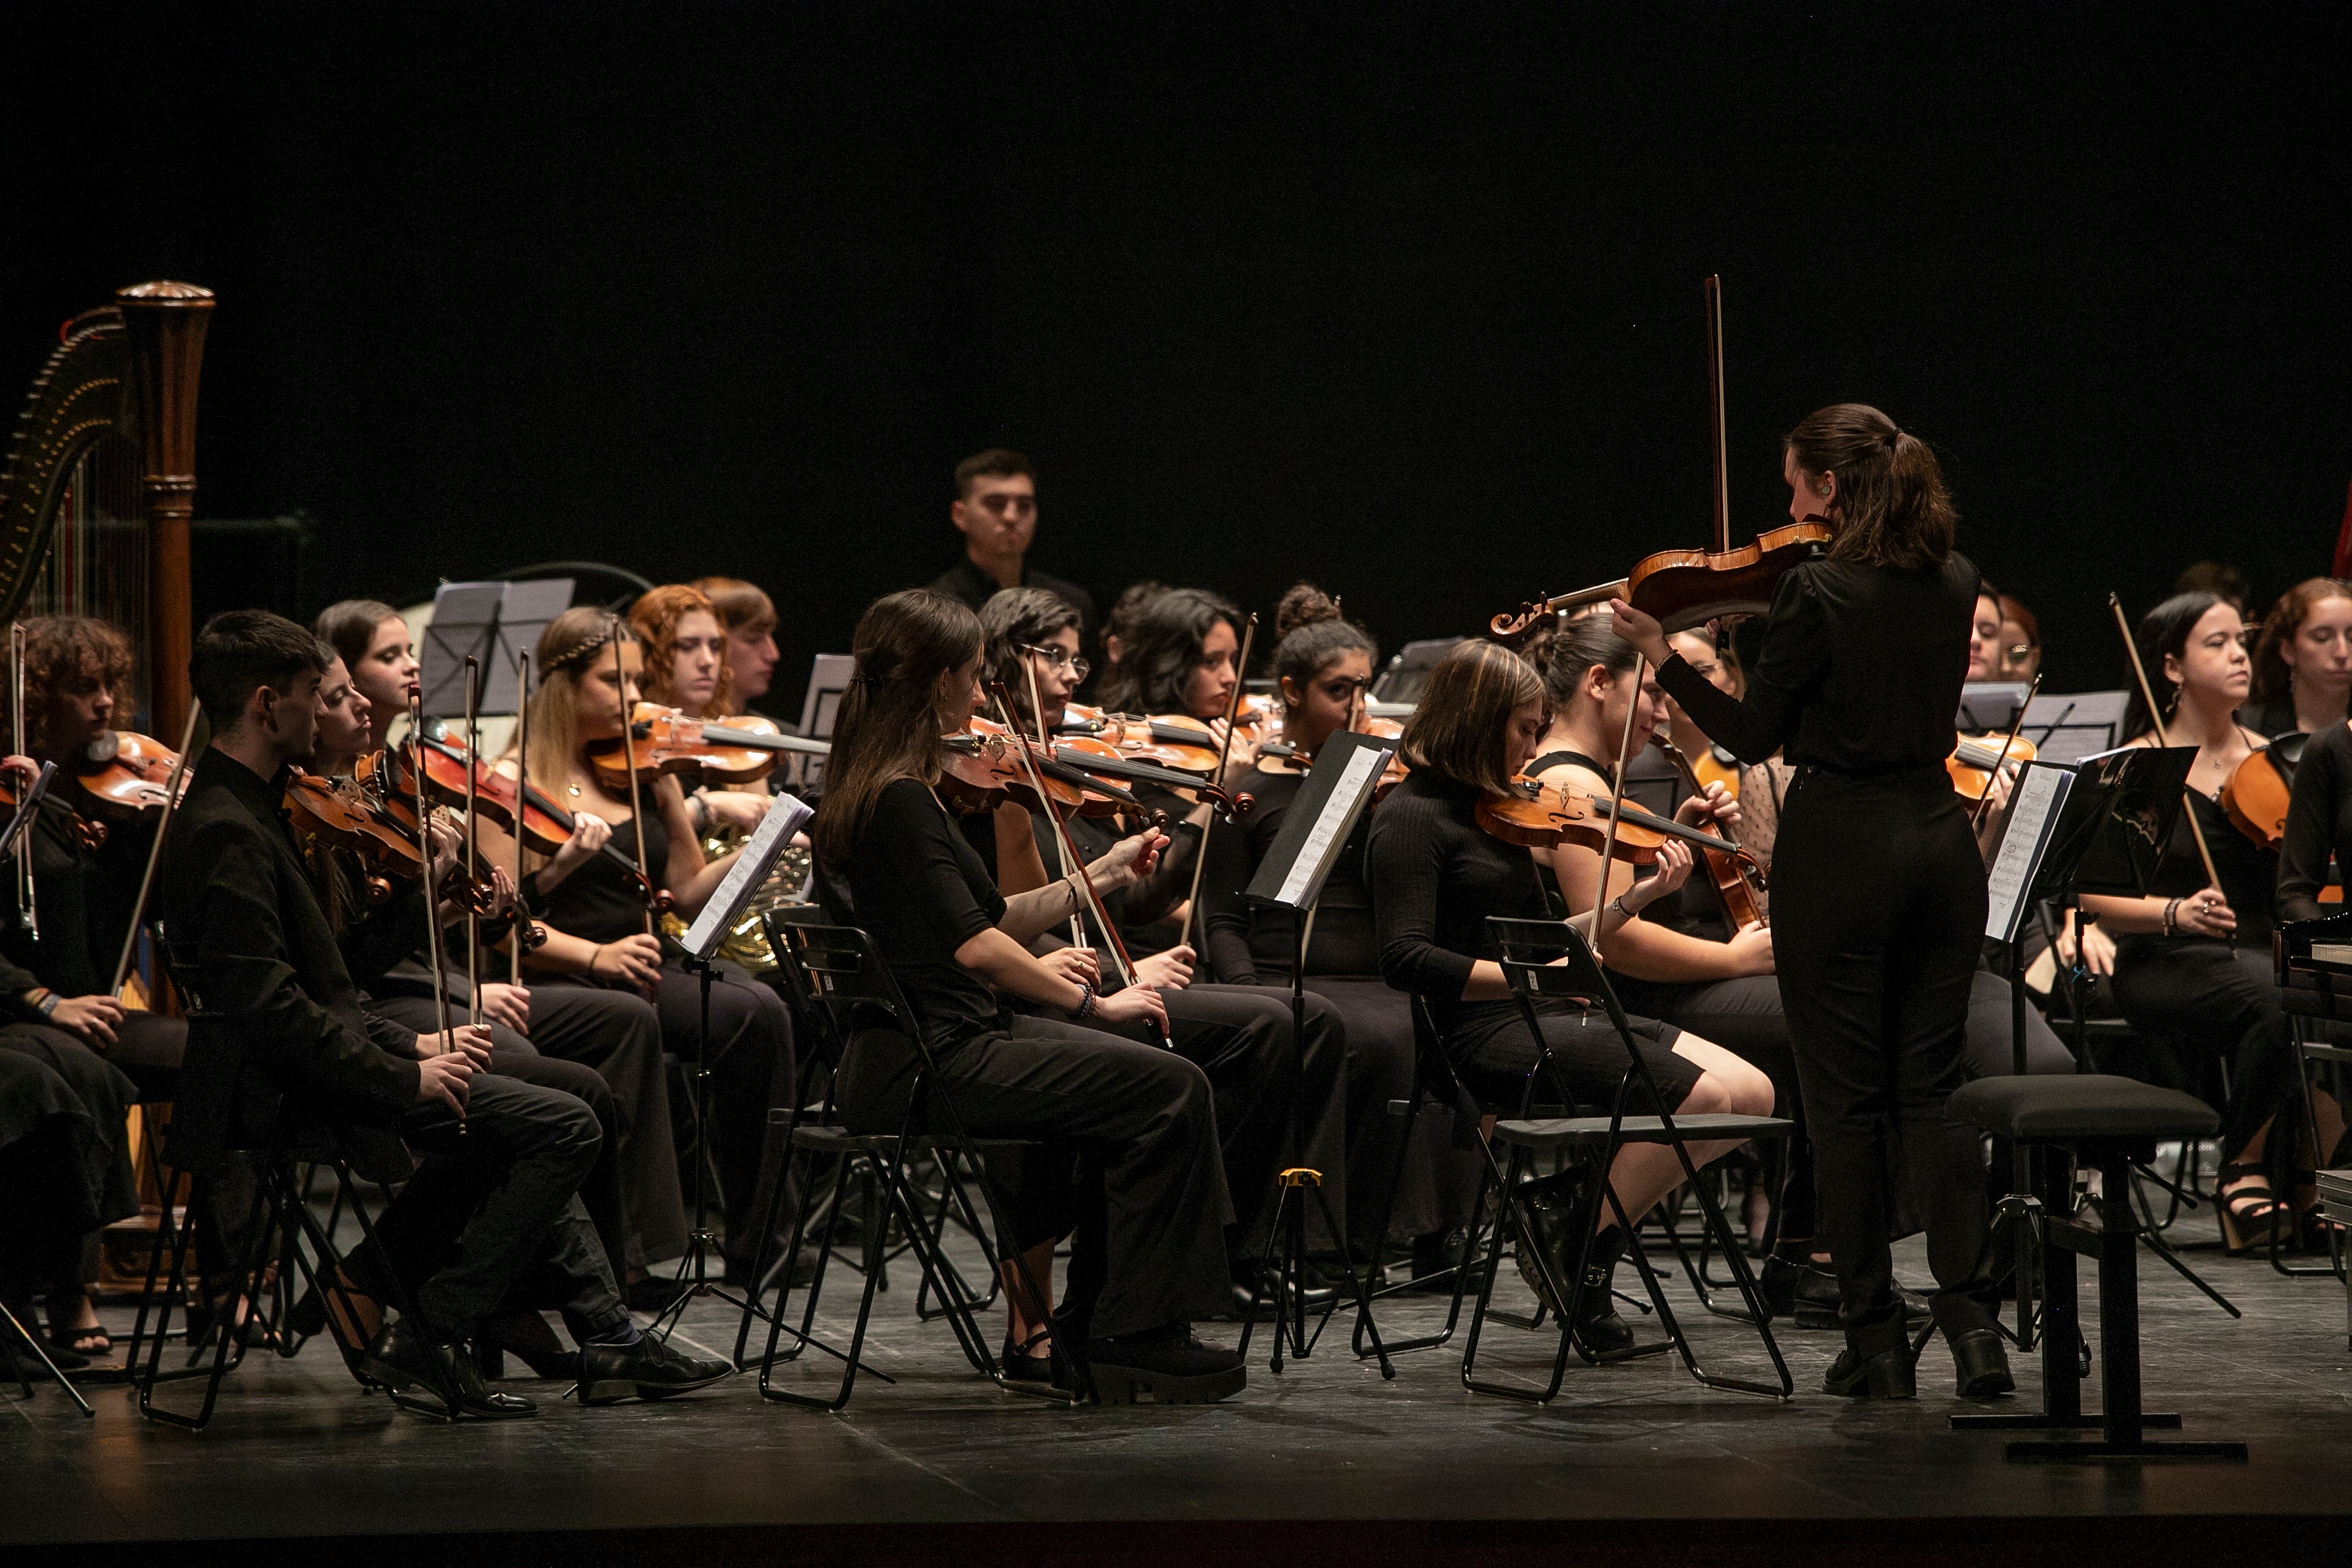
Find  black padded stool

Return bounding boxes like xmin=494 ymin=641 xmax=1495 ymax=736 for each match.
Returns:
xmin=1948 ymin=1073 xmax=2246 ymax=1462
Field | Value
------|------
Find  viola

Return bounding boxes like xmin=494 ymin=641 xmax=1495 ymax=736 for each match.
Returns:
xmin=370 ymin=736 xmax=663 ymax=908
xmin=1477 ymin=774 xmax=1760 ymax=875
xmin=1947 ymin=732 xmax=2038 ymax=801
xmin=1652 ymin=739 xmax=1769 ymax=927
xmin=587 ymin=703 xmax=831 ymax=792
xmin=78 ymin=730 xmax=188 ymax=819
xmin=2222 ymin=737 xmax=2297 ymax=850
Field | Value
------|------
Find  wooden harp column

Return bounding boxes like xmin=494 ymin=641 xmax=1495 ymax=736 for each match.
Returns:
xmin=0 ymin=280 xmax=211 ymax=737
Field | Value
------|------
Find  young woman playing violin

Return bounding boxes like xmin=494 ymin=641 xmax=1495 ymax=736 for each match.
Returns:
xmin=2246 ymin=577 xmax=2352 ymax=739
xmin=813 ymin=587 xmax=1245 ymax=1403
xmin=1196 ymin=583 xmax=1481 ymax=1269
xmin=313 ymin=604 xmax=689 ymax=1297
xmin=0 ymin=614 xmax=165 ymax=1359
xmin=473 ymin=607 xmax=795 ymax=1287
xmin=1364 ymin=637 xmax=1775 ymax=1355
xmin=1615 ymin=403 xmax=2009 ymax=1401
xmin=2078 ymin=592 xmax=2332 ymax=1252
xmin=977 ymin=586 xmax=1351 ymax=1315
xmin=628 ymin=583 xmax=778 ymax=830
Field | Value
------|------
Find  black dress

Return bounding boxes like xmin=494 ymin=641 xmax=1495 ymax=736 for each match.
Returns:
xmin=525 ymin=778 xmax=790 ymax=1272
xmin=838 ymin=776 xmax=1231 ymax=1340
xmin=1658 ymin=550 xmax=1998 ymax=1360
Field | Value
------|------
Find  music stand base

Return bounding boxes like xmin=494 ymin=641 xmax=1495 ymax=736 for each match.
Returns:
xmin=1952 ymin=1411 xmax=2181 ymax=1430
xmin=2004 ymin=1438 xmax=2246 ymax=1463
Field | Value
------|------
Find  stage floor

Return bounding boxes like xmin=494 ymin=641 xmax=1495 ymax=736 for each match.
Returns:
xmin=8 ymin=1224 xmax=2350 ymax=1563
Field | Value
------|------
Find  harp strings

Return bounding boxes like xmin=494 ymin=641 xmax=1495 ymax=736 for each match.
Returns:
xmin=32 ymin=430 xmax=152 ymax=727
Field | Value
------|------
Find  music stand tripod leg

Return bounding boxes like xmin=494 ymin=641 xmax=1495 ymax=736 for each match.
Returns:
xmin=651 ymin=955 xmax=761 ymax=1340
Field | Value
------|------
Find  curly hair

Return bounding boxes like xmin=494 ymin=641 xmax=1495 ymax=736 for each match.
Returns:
xmin=629 ymin=584 xmax=734 ymax=715
xmin=11 ymin=615 xmax=136 ymax=758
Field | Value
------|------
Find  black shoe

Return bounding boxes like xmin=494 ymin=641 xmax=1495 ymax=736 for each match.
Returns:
xmin=1083 ymin=1323 xmax=1247 ymax=1405
xmin=1949 ymin=1328 xmax=2014 ymax=1400
xmin=1000 ymin=1330 xmax=1075 ymax=1389
xmin=1510 ymin=1167 xmax=1592 ymax=1314
xmin=1779 ymin=1261 xmax=1844 ymax=1328
xmin=366 ymin=1318 xmax=537 ymax=1420
xmin=1404 ymin=1228 xmax=1468 ymax=1292
xmin=577 ymin=1331 xmax=734 ymax=1404
xmin=1821 ymin=1343 xmax=1917 ymax=1400
xmin=1565 ymin=1227 xmax=1635 ymax=1355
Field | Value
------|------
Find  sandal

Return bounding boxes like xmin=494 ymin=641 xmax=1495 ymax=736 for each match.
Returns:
xmin=45 ymin=1290 xmax=113 ymax=1359
xmin=2216 ymin=1162 xmax=2290 ymax=1255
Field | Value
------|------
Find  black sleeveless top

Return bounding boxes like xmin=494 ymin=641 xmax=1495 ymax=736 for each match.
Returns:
xmin=528 ymin=778 xmax=672 ymax=945
xmin=1525 ymin=746 xmax=1729 ymax=942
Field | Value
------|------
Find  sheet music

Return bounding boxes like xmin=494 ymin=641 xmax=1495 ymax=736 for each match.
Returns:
xmin=681 ymin=792 xmax=813 ymax=960
xmin=1275 ymin=746 xmax=1386 ymax=907
xmin=1984 ymin=764 xmax=2072 ymax=942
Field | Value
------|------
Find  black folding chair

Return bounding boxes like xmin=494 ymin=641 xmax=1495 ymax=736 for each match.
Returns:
xmin=1456 ymin=916 xmax=1794 ymax=1404
xmin=745 ymin=923 xmax=1075 ymax=1410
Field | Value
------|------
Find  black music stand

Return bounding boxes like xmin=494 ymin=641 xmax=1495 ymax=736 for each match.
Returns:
xmin=417 ymin=579 xmax=572 ymax=719
xmin=648 ymin=791 xmax=814 ymax=1342
xmin=1234 ymin=730 xmax=1395 ymax=1378
xmin=1953 ymin=743 xmax=2218 ymax=1435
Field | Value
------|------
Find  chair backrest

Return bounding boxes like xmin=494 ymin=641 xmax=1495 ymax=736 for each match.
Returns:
xmin=768 ymin=922 xmax=926 ymax=1043
xmin=1487 ymin=914 xmax=1671 ymax=1122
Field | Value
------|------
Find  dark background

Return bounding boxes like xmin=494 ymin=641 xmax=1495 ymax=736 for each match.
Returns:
xmin=6 ymin=1 xmax=2347 ymax=718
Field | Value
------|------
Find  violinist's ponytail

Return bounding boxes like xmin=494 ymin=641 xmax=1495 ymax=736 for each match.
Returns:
xmin=1787 ymin=403 xmax=1958 ymax=572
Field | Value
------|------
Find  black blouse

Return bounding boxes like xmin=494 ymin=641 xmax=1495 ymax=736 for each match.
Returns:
xmin=1656 ymin=553 xmax=1980 ymax=776
xmin=1365 ymin=768 xmax=1556 ymax=1043
xmin=848 ymin=777 xmax=1010 ymax=1052
xmin=1196 ymin=764 xmax=1381 ymax=985
xmin=2115 ymin=785 xmax=2278 ymax=957
xmin=2276 ymin=721 xmax=2350 ymax=923
xmin=0 ymin=795 xmax=152 ymax=1001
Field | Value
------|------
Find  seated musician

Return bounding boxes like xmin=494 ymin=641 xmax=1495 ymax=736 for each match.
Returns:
xmin=977 ymin=586 xmax=1348 ymax=1328
xmin=0 ymin=616 xmax=180 ymax=1358
xmin=627 ymin=583 xmax=776 ymax=835
xmin=689 ymin=576 xmax=782 ymax=712
xmin=305 ymin=614 xmax=684 ymax=1310
xmin=2246 ymin=577 xmax=2352 ymax=737
xmin=925 ymin=449 xmax=1098 ymax=639
xmin=1966 ymin=583 xmax=2007 ymax=681
xmin=816 ymin=586 xmax=1244 ymax=1402
xmin=1364 ymin=638 xmax=1776 ymax=1352
xmin=2081 ymin=592 xmax=2338 ymax=1252
xmin=473 ymin=607 xmax=795 ymax=1288
xmin=161 ymin=610 xmax=727 ymax=1416
xmin=1099 ymin=580 xmax=1168 ymax=677
xmin=0 ymin=1045 xmax=135 ymax=1369
xmin=1996 ymin=594 xmax=2042 ymax=683
xmin=1196 ymin=583 xmax=1482 ymax=1277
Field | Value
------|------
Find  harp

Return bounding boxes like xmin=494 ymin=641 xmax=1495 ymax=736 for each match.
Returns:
xmin=0 ymin=280 xmax=213 ymax=735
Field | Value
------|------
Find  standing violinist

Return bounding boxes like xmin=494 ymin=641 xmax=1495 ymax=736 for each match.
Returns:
xmin=2245 ymin=577 xmax=2352 ymax=737
xmin=470 ymin=607 xmax=796 ymax=1288
xmin=814 ymin=587 xmax=1244 ymax=1402
xmin=1364 ymin=638 xmax=1775 ymax=1355
xmin=2078 ymin=593 xmax=2332 ymax=1251
xmin=1615 ymin=403 xmax=2010 ymax=1402
xmin=309 ymin=608 xmax=688 ymax=1303
xmin=0 ymin=614 xmax=170 ymax=1360
xmin=977 ymin=586 xmax=1351 ymax=1306
xmin=1196 ymin=584 xmax=1481 ymax=1275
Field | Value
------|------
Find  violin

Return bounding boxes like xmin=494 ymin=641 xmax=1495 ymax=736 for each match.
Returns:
xmin=1056 ymin=708 xmax=1225 ymax=775
xmin=282 ymin=769 xmax=424 ymax=896
xmin=1947 ymin=733 xmax=2038 ymax=801
xmin=77 ymin=730 xmax=188 ymax=819
xmin=1490 ymin=521 xmax=1833 ymax=639
xmin=939 ymin=718 xmax=1150 ymax=820
xmin=2221 ymin=734 xmax=2298 ymax=850
xmin=1651 ymin=740 xmax=1769 ymax=928
xmin=1476 ymin=774 xmax=1762 ymax=877
xmin=1254 ymin=716 xmax=1410 ymax=800
xmin=587 ymin=703 xmax=830 ymax=792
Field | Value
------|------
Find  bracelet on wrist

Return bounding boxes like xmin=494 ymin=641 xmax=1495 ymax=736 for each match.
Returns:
xmin=2162 ymin=897 xmax=2181 ymax=937
xmin=1071 ymin=981 xmax=1095 ymax=1019
xmin=1608 ymin=894 xmax=1634 ymax=923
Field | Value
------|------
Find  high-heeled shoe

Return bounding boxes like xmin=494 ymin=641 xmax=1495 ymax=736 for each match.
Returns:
xmin=2216 ymin=1162 xmax=2291 ymax=1254
xmin=1949 ymin=1328 xmax=2014 ymax=1399
xmin=1822 ymin=1343 xmax=1916 ymax=1399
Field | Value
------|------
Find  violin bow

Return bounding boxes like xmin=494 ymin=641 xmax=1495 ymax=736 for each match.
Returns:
xmin=1018 ymin=654 xmax=1089 ymax=954
xmin=1585 ymin=653 xmax=1649 ymax=954
xmin=1657 ymin=735 xmax=1767 ymax=928
xmin=2108 ymin=592 xmax=2228 ymax=917
xmin=1968 ymin=671 xmax=2043 ymax=834
xmin=1180 ymin=611 xmax=1256 ymax=950
xmin=611 ymin=626 xmax=658 ymax=944
xmin=10 ymin=622 xmax=33 ymax=940
xmin=410 ymin=689 xmax=464 ymax=1134
xmin=511 ymin=651 xmax=528 ymax=987
xmin=463 ymin=656 xmax=482 ymax=1027
xmin=108 ymin=703 xmax=203 ymax=996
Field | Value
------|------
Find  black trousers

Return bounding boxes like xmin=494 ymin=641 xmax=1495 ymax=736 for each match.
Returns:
xmin=369 ymin=997 xmax=635 ymax=1290
xmin=1772 ymin=766 xmax=1995 ymax=1358
xmin=835 ymin=1015 xmax=1233 ymax=1341
xmin=2110 ymin=939 xmax=2297 ymax=1161
xmin=537 ymin=960 xmax=793 ymax=1270
xmin=365 ymin=1073 xmax=620 ymax=1339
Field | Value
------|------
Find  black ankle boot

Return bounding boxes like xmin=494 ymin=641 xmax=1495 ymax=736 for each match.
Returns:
xmin=1568 ymin=1227 xmax=1634 ymax=1355
xmin=1511 ymin=1168 xmax=1591 ymax=1313
xmin=1949 ymin=1328 xmax=2014 ymax=1399
xmin=1822 ymin=1343 xmax=1916 ymax=1400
